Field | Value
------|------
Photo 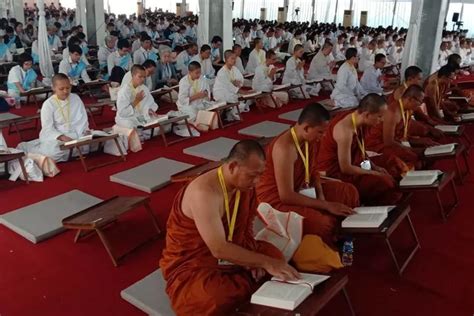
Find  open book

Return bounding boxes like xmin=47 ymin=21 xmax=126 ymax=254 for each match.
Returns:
xmin=240 ymin=91 xmax=262 ymax=99
xmin=243 ymin=72 xmax=255 ymax=78
xmin=400 ymin=170 xmax=443 ymax=187
xmin=206 ymin=101 xmax=227 ymax=111
xmin=63 ymin=131 xmax=111 ymax=146
xmin=341 ymin=206 xmax=395 ymax=228
xmin=461 ymin=113 xmax=474 ymax=121
xmin=435 ymin=125 xmax=459 ymax=133
xmin=251 ymin=273 xmax=330 ymax=311
xmin=143 ymin=115 xmax=169 ymax=127
xmin=28 ymin=87 xmax=45 ymax=92
xmin=273 ymin=83 xmax=291 ymax=91
xmin=448 ymin=96 xmax=470 ymax=103
xmin=424 ymin=143 xmax=456 ymax=156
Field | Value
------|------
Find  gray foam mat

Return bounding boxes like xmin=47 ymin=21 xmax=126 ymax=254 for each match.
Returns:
xmin=238 ymin=121 xmax=290 ymax=138
xmin=278 ymin=109 xmax=302 ymax=122
xmin=121 ymin=269 xmax=175 ymax=316
xmin=0 ymin=190 xmax=102 ymax=244
xmin=110 ymin=158 xmax=193 ymax=193
xmin=183 ymin=137 xmax=239 ymax=161
xmin=0 ymin=112 xmax=21 ymax=122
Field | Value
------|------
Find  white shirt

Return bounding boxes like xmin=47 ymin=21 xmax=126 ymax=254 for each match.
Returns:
xmin=213 ymin=65 xmax=244 ymax=103
xmin=359 ymin=48 xmax=375 ymax=72
xmin=360 ymin=65 xmax=383 ymax=95
xmin=308 ymin=51 xmax=334 ymax=80
xmin=245 ymin=49 xmax=266 ymax=74
xmin=388 ymin=45 xmax=403 ymax=65
xmin=282 ymin=57 xmax=305 ymax=86
xmin=190 ymin=55 xmax=215 ymax=78
xmin=235 ymin=56 xmax=245 ymax=74
xmin=115 ymin=83 xmax=158 ymax=128
xmin=331 ymin=62 xmax=366 ymax=108
xmin=98 ymin=45 xmax=116 ymax=68
xmin=59 ymin=57 xmax=91 ymax=84
xmin=235 ymin=34 xmax=250 ymax=49
xmin=252 ymin=64 xmax=274 ymax=93
xmin=133 ymin=46 xmax=158 ymax=65
xmin=107 ymin=51 xmax=133 ymax=75
xmin=121 ymin=71 xmax=153 ymax=91
xmin=175 ymin=50 xmax=193 ymax=75
xmin=177 ymin=75 xmax=210 ymax=113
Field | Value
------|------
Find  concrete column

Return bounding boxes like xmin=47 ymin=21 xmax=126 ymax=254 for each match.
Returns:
xmin=391 ymin=0 xmax=398 ymax=27
xmin=240 ymin=0 xmax=245 ymax=19
xmin=311 ymin=0 xmax=316 ymax=24
xmin=76 ymin=0 xmax=87 ymax=37
xmin=12 ymin=0 xmax=25 ymax=24
xmin=333 ymin=0 xmax=339 ymax=24
xmin=85 ymin=0 xmax=105 ymax=46
xmin=283 ymin=0 xmax=289 ymax=21
xmin=199 ymin=0 xmax=232 ymax=51
xmin=401 ymin=0 xmax=449 ymax=78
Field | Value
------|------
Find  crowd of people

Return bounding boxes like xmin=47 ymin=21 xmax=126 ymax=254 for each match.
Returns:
xmin=1 ymin=2 xmax=473 ymax=315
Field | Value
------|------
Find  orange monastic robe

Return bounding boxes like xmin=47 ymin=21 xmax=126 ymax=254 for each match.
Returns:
xmin=316 ymin=112 xmax=403 ymax=205
xmin=256 ymin=133 xmax=360 ymax=244
xmin=160 ymin=185 xmax=282 ymax=316
xmin=365 ymin=99 xmax=429 ymax=169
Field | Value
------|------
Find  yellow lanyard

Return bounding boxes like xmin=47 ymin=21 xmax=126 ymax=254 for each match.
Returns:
xmin=217 ymin=166 xmax=241 ymax=242
xmin=189 ymin=76 xmax=199 ymax=94
xmin=403 ymin=82 xmax=408 ymax=89
xmin=351 ymin=112 xmax=366 ymax=159
xmin=226 ymin=66 xmax=235 ymax=81
xmin=399 ymin=99 xmax=411 ymax=140
xmin=54 ymin=95 xmax=71 ymax=130
xmin=290 ymin=127 xmax=310 ymax=185
xmin=258 ymin=49 xmax=265 ymax=64
xmin=130 ymin=83 xmax=141 ymax=111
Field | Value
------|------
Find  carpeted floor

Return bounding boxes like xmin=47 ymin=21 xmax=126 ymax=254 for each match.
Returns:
xmin=1 ymin=91 xmax=474 ymax=316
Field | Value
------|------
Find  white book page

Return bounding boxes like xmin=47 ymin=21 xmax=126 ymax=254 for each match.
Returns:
xmin=400 ymin=174 xmax=437 ymax=186
xmin=251 ymin=281 xmax=311 ymax=308
xmin=425 ymin=143 xmax=456 ymax=155
xmin=435 ymin=125 xmax=459 ymax=132
xmin=354 ymin=206 xmax=395 ymax=214
xmin=206 ymin=101 xmax=227 ymax=110
xmin=462 ymin=113 xmax=474 ymax=120
xmin=271 ymin=273 xmax=330 ymax=288
xmin=406 ymin=170 xmax=442 ymax=177
xmin=342 ymin=213 xmax=387 ymax=225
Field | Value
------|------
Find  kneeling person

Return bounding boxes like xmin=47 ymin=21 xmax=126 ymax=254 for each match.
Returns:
xmin=58 ymin=44 xmax=91 ymax=86
xmin=160 ymin=140 xmax=299 ymax=316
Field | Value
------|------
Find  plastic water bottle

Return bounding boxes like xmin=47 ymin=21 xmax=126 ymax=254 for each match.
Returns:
xmin=341 ymin=237 xmax=354 ymax=267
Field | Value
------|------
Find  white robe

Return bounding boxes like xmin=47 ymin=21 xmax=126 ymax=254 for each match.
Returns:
xmin=282 ymin=57 xmax=319 ymax=99
xmin=133 ymin=46 xmax=159 ymax=65
xmin=177 ymin=75 xmax=210 ymax=120
xmin=107 ymin=51 xmax=133 ymax=75
xmin=359 ymin=48 xmax=374 ymax=73
xmin=331 ymin=62 xmax=366 ymax=108
xmin=213 ymin=65 xmax=243 ymax=103
xmin=20 ymin=93 xmax=89 ymax=162
xmin=59 ymin=57 xmax=91 ymax=84
xmin=252 ymin=64 xmax=288 ymax=108
xmin=245 ymin=49 xmax=266 ymax=74
xmin=121 ymin=71 xmax=153 ymax=91
xmin=307 ymin=51 xmax=335 ymax=81
xmin=115 ymin=83 xmax=158 ymax=129
xmin=360 ymin=65 xmax=383 ymax=95
xmin=98 ymin=45 xmax=115 ymax=69
xmin=175 ymin=50 xmax=193 ymax=76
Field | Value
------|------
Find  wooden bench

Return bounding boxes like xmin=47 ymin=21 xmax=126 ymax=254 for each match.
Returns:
xmin=234 ymin=270 xmax=355 ymax=316
xmin=62 ymin=196 xmax=161 ymax=267
xmin=400 ymin=171 xmax=458 ymax=222
xmin=141 ymin=115 xmax=192 ymax=147
xmin=59 ymin=134 xmax=126 ymax=172
xmin=0 ymin=152 xmax=29 ymax=183
xmin=341 ymin=194 xmax=419 ymax=275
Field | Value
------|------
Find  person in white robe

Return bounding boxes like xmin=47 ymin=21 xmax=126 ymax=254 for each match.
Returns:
xmin=438 ymin=42 xmax=450 ymax=70
xmin=374 ymin=39 xmax=387 ymax=56
xmin=7 ymin=53 xmax=40 ymax=101
xmin=213 ymin=50 xmax=248 ymax=119
xmin=245 ymin=37 xmax=266 ymax=74
xmin=282 ymin=44 xmax=320 ymax=99
xmin=210 ymin=36 xmax=223 ymax=65
xmin=46 ymin=26 xmax=62 ymax=53
xmin=235 ymin=29 xmax=251 ymax=51
xmin=176 ymin=61 xmax=213 ymax=122
xmin=252 ymin=50 xmax=289 ymax=108
xmin=115 ymin=65 xmax=159 ymax=130
xmin=331 ymin=48 xmax=366 ymax=108
xmin=387 ymin=39 xmax=404 ymax=66
xmin=97 ymin=35 xmax=117 ymax=70
xmin=233 ymin=44 xmax=245 ymax=74
xmin=133 ymin=34 xmax=159 ymax=65
xmin=359 ymin=40 xmax=376 ymax=73
xmin=190 ymin=45 xmax=216 ymax=89
xmin=121 ymin=59 xmax=156 ymax=91
xmin=307 ymin=42 xmax=336 ymax=85
xmin=59 ymin=45 xmax=91 ymax=86
xmin=19 ymin=74 xmax=90 ymax=162
xmin=107 ymin=39 xmax=133 ymax=76
xmin=332 ymin=35 xmax=346 ymax=61
xmin=175 ymin=43 xmax=198 ymax=76
xmin=360 ymin=53 xmax=387 ymax=95
xmin=288 ymin=30 xmax=303 ymax=55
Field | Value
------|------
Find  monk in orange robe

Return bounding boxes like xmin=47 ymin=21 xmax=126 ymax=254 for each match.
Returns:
xmin=424 ymin=65 xmax=461 ymax=122
xmin=256 ymin=103 xmax=359 ymax=245
xmin=160 ymin=140 xmax=299 ymax=316
xmin=316 ymin=94 xmax=403 ymax=205
xmin=366 ymin=85 xmax=442 ymax=170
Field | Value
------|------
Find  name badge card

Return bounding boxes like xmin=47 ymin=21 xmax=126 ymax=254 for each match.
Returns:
xmin=299 ymin=187 xmax=317 ymax=199
xmin=402 ymin=141 xmax=411 ymax=148
xmin=360 ymin=160 xmax=372 ymax=170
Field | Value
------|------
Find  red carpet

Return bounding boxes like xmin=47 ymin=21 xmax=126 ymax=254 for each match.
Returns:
xmin=1 ymin=92 xmax=474 ymax=316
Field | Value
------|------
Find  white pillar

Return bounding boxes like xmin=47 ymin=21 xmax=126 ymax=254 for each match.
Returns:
xmin=460 ymin=3 xmax=464 ymax=21
xmin=392 ymin=0 xmax=398 ymax=27
xmin=283 ymin=0 xmax=289 ymax=21
xmin=198 ymin=0 xmax=232 ymax=51
xmin=240 ymin=0 xmax=245 ymax=19
xmin=76 ymin=0 xmax=88 ymax=37
xmin=311 ymin=0 xmax=316 ymax=24
xmin=401 ymin=0 xmax=449 ymax=78
xmin=85 ymin=0 xmax=105 ymax=46
xmin=0 ymin=0 xmax=8 ymax=20
xmin=12 ymin=0 xmax=25 ymax=24
xmin=333 ymin=0 xmax=339 ymax=24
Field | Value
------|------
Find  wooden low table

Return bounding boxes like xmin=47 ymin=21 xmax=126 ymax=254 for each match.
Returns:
xmin=59 ymin=134 xmax=126 ymax=172
xmin=441 ymin=125 xmax=472 ymax=149
xmin=341 ymin=195 xmax=419 ymax=275
xmin=0 ymin=114 xmax=40 ymax=141
xmin=20 ymin=86 xmax=53 ymax=108
xmin=400 ymin=171 xmax=458 ymax=222
xmin=141 ymin=115 xmax=192 ymax=146
xmin=424 ymin=143 xmax=470 ymax=183
xmin=0 ymin=152 xmax=29 ymax=183
xmin=79 ymin=80 xmax=110 ymax=97
xmin=84 ymin=99 xmax=115 ymax=128
xmin=151 ymin=87 xmax=176 ymax=102
xmin=240 ymin=91 xmax=276 ymax=111
xmin=62 ymin=196 xmax=161 ymax=267
xmin=234 ymin=271 xmax=354 ymax=316
xmin=209 ymin=102 xmax=243 ymax=129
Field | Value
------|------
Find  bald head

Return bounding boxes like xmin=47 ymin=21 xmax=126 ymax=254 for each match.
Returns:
xmin=402 ymin=85 xmax=424 ymax=100
xmin=358 ymin=93 xmax=387 ymax=114
xmin=225 ymin=140 xmax=265 ymax=163
xmin=298 ymin=103 xmax=330 ymax=126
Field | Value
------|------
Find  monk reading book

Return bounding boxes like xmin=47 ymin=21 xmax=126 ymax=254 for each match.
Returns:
xmin=316 ymin=93 xmax=402 ymax=205
xmin=256 ymin=103 xmax=359 ymax=244
xmin=366 ymin=85 xmax=441 ymax=170
xmin=160 ymin=140 xmax=300 ymax=316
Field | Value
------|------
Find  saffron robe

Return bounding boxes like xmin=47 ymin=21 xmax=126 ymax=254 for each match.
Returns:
xmin=160 ymin=185 xmax=282 ymax=316
xmin=316 ymin=112 xmax=403 ymax=205
xmin=256 ymin=133 xmax=360 ymax=244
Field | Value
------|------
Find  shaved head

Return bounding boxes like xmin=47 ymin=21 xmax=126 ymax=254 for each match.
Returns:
xmin=298 ymin=103 xmax=330 ymax=126
xmin=225 ymin=140 xmax=265 ymax=163
xmin=358 ymin=93 xmax=387 ymax=114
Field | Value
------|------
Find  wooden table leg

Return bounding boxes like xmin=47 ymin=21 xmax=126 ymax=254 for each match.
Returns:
xmin=435 ymin=191 xmax=448 ymax=222
xmin=113 ymin=137 xmax=127 ymax=162
xmin=17 ymin=157 xmax=29 ymax=184
xmin=96 ymin=227 xmax=118 ymax=267
xmin=216 ymin=110 xmax=224 ymax=128
xmin=144 ymin=201 xmax=161 ymax=235
xmin=159 ymin=125 xmax=168 ymax=147
xmin=75 ymin=146 xmax=89 ymax=172
xmin=342 ymin=287 xmax=356 ymax=316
